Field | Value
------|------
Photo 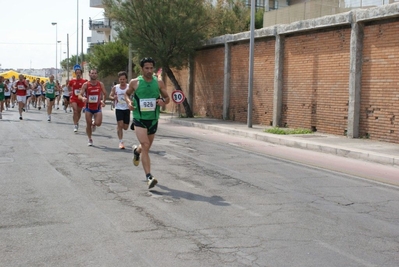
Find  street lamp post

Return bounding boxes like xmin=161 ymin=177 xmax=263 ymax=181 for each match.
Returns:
xmin=51 ymin=22 xmax=58 ymax=79
xmin=63 ymin=51 xmax=67 ymax=77
xmin=58 ymin=40 xmax=61 ymax=82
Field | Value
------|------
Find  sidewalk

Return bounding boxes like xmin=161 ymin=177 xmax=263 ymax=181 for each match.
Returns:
xmin=160 ymin=114 xmax=399 ymax=167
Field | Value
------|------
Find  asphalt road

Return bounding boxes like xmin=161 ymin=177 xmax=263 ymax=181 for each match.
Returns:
xmin=1 ymin=105 xmax=398 ymax=267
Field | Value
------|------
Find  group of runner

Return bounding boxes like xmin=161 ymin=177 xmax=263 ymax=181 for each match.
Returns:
xmin=0 ymin=57 xmax=169 ymax=189
xmin=0 ymin=74 xmax=72 ymax=121
xmin=69 ymin=58 xmax=169 ymax=189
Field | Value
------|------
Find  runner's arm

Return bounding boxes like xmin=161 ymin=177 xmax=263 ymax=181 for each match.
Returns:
xmin=109 ymin=86 xmax=116 ymax=100
xmin=78 ymin=82 xmax=87 ymax=102
xmin=156 ymin=80 xmax=169 ymax=106
xmin=100 ymin=82 xmax=107 ymax=107
xmin=67 ymin=81 xmax=72 ymax=93
xmin=125 ymin=79 xmax=137 ymax=110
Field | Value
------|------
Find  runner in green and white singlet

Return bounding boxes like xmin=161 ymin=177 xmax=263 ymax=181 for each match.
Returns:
xmin=44 ymin=75 xmax=59 ymax=122
xmin=125 ymin=57 xmax=170 ymax=189
xmin=0 ymin=76 xmax=8 ymax=119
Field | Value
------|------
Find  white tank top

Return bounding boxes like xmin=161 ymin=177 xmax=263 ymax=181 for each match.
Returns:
xmin=26 ymin=85 xmax=32 ymax=96
xmin=62 ymin=86 xmax=69 ymax=96
xmin=4 ymin=84 xmax=11 ymax=96
xmin=36 ymin=85 xmax=42 ymax=95
xmin=114 ymin=84 xmax=129 ymax=110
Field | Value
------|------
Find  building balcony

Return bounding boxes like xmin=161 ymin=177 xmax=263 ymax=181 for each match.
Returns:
xmin=89 ymin=18 xmax=111 ymax=32
xmin=90 ymin=0 xmax=104 ymax=8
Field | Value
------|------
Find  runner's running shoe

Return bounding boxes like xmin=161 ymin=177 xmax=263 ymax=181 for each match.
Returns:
xmin=91 ymin=119 xmax=96 ymax=132
xmin=119 ymin=142 xmax=125 ymax=149
xmin=88 ymin=139 xmax=93 ymax=146
xmin=148 ymin=177 xmax=158 ymax=189
xmin=132 ymin=145 xmax=140 ymax=166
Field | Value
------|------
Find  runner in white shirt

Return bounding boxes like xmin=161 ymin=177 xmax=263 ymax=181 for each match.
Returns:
xmin=34 ymin=78 xmax=43 ymax=110
xmin=10 ymin=76 xmax=16 ymax=108
xmin=109 ymin=71 xmax=130 ymax=149
xmin=55 ymin=80 xmax=61 ymax=110
xmin=25 ymin=80 xmax=32 ymax=112
xmin=4 ymin=79 xmax=11 ymax=110
xmin=62 ymin=80 xmax=71 ymax=113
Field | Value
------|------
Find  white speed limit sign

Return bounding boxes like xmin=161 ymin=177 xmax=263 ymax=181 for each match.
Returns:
xmin=171 ymin=90 xmax=185 ymax=104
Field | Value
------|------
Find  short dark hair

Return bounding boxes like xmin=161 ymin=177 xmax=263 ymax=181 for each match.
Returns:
xmin=118 ymin=71 xmax=127 ymax=79
xmin=140 ymin=57 xmax=155 ymax=67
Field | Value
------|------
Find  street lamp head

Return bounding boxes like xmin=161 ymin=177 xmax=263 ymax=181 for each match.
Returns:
xmin=51 ymin=22 xmax=57 ymax=25
xmin=57 ymin=41 xmax=61 ymax=43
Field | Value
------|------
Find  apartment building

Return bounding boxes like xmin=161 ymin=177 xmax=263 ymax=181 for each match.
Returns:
xmin=88 ymin=0 xmax=117 ymax=52
xmin=263 ymin=0 xmax=399 ymax=27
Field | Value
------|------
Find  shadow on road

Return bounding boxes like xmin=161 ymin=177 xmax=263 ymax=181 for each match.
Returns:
xmin=152 ymin=184 xmax=230 ymax=206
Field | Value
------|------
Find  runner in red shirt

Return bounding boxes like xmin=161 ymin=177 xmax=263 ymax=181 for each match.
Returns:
xmin=78 ymin=69 xmax=107 ymax=146
xmin=15 ymin=74 xmax=28 ymax=120
xmin=68 ymin=68 xmax=87 ymax=133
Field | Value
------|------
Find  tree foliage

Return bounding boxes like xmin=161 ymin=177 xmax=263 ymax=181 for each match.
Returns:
xmin=207 ymin=0 xmax=250 ymax=37
xmin=255 ymin=8 xmax=264 ymax=29
xmin=101 ymin=0 xmax=264 ymax=117
xmin=60 ymin=55 xmax=83 ymax=71
xmin=86 ymin=39 xmax=129 ymax=78
xmin=103 ymin=0 xmax=214 ymax=117
xmin=207 ymin=0 xmax=264 ymax=36
xmin=103 ymin=0 xmax=212 ymax=70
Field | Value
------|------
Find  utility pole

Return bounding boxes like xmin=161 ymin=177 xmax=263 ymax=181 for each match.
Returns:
xmin=51 ymin=22 xmax=58 ymax=79
xmin=76 ymin=0 xmax=79 ymax=65
xmin=247 ymin=0 xmax=255 ymax=128
xmin=67 ymin=34 xmax=70 ymax=80
xmin=81 ymin=19 xmax=84 ymax=66
xmin=128 ymin=43 xmax=132 ymax=81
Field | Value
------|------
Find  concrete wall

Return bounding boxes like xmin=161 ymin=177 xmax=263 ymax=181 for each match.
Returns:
xmin=164 ymin=3 xmax=399 ymax=143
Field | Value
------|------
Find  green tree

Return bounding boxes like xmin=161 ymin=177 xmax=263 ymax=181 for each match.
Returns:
xmin=103 ymin=0 xmax=214 ymax=117
xmin=208 ymin=0 xmax=264 ymax=36
xmin=208 ymin=0 xmax=250 ymax=37
xmin=255 ymin=8 xmax=264 ymax=29
xmin=86 ymin=40 xmax=130 ymax=78
xmin=60 ymin=55 xmax=82 ymax=71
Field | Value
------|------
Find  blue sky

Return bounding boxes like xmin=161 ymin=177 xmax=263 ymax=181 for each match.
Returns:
xmin=1 ymin=0 xmax=103 ymax=70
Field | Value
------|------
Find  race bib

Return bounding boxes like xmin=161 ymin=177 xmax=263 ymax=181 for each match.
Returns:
xmin=17 ymin=85 xmax=26 ymax=90
xmin=74 ymin=89 xmax=80 ymax=95
xmin=140 ymin=98 xmax=156 ymax=112
xmin=47 ymin=89 xmax=54 ymax=94
xmin=0 ymin=88 xmax=3 ymax=93
xmin=118 ymin=95 xmax=126 ymax=104
xmin=88 ymin=95 xmax=98 ymax=103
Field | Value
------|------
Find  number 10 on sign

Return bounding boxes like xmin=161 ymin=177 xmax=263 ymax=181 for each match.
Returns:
xmin=171 ymin=90 xmax=185 ymax=104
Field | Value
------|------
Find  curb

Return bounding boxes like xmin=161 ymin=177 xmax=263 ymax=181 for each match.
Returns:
xmin=161 ymin=117 xmax=399 ymax=167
